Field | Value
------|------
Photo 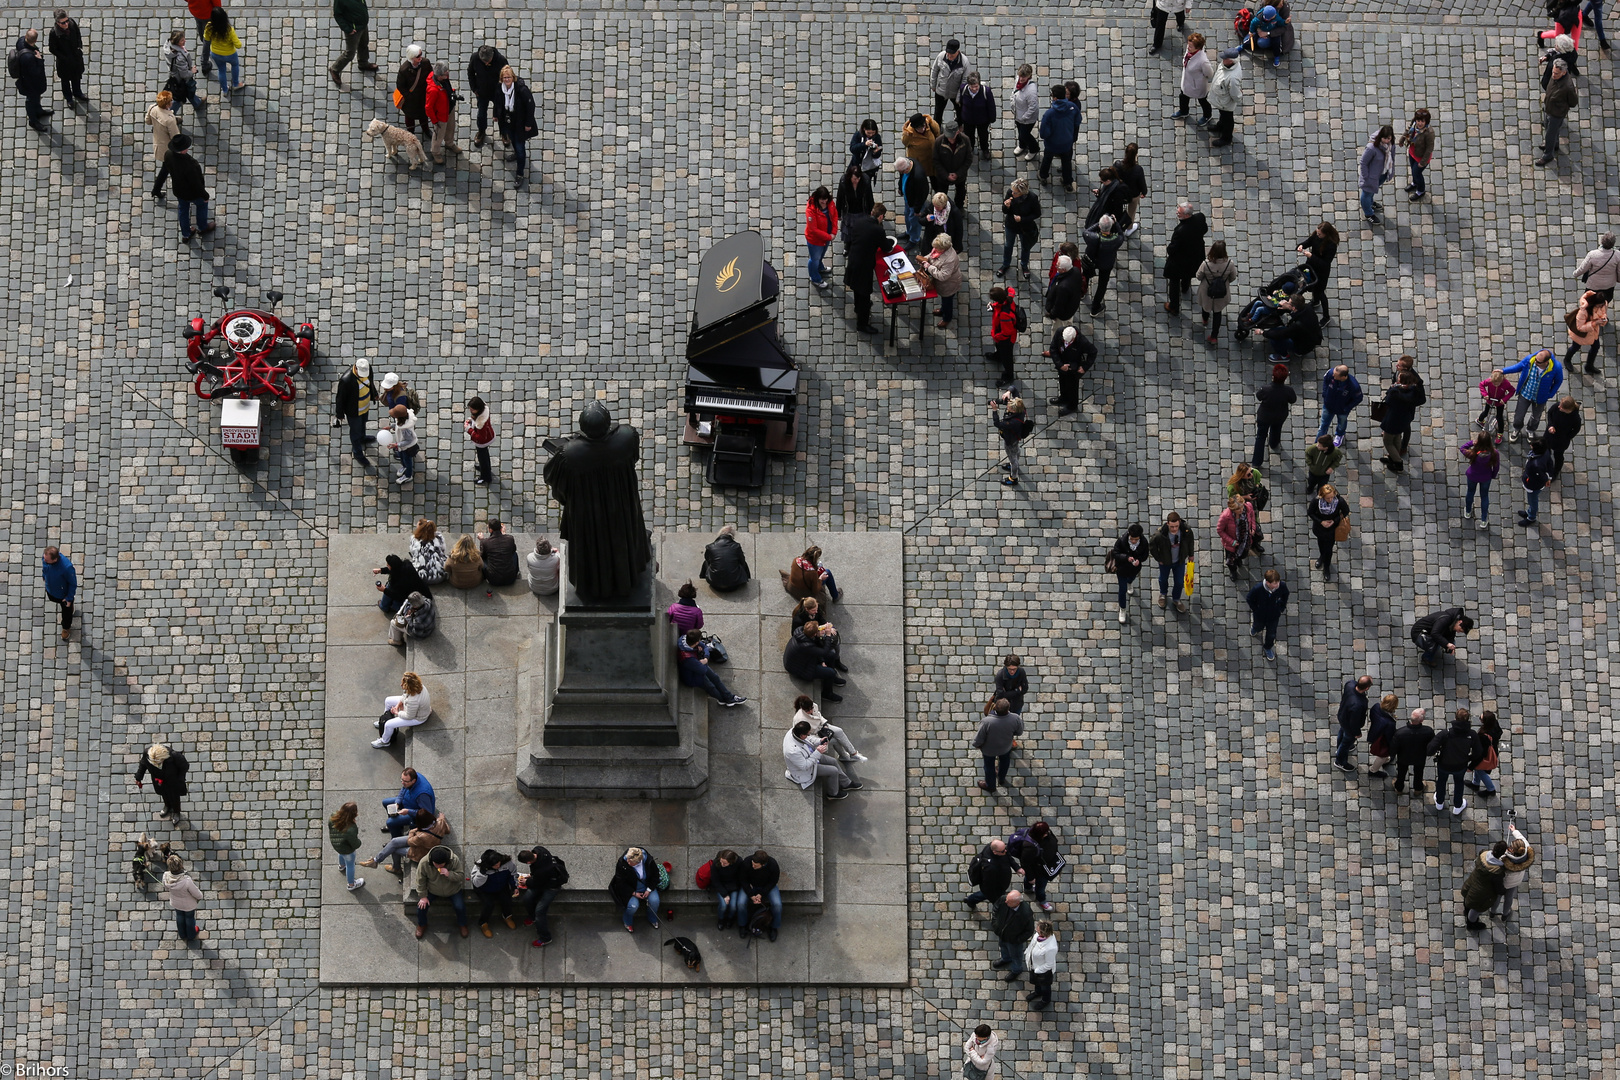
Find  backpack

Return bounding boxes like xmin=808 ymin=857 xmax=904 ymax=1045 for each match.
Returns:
xmin=7 ymin=46 xmax=22 ymax=80
xmin=1012 ymin=300 xmax=1029 ymax=334
xmin=543 ymin=853 xmax=569 ymax=887
xmin=1007 ymin=827 xmax=1033 ymax=851
xmin=1234 ymin=7 xmax=1254 ymax=35
xmin=1206 ymin=273 xmax=1228 ymax=300
xmin=695 ymin=859 xmax=713 ymax=889
xmin=1018 ymin=416 xmax=1036 ymax=440
xmin=744 ymin=903 xmax=772 ymax=937
xmin=967 ymin=853 xmax=985 ymax=885
xmin=657 ymin=860 xmax=672 ymax=892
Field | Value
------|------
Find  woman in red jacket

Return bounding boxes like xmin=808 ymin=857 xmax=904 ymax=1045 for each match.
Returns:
xmin=804 ymin=186 xmax=839 ymax=290
xmin=424 ymin=63 xmax=457 ymax=166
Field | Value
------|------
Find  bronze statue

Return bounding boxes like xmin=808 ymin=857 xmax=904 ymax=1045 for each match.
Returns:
xmin=542 ymin=401 xmax=652 ymax=598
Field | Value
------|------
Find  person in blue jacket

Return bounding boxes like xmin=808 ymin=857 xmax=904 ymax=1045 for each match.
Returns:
xmin=1502 ymin=348 xmax=1563 ymax=442
xmin=1245 ymin=5 xmax=1288 ymax=66
xmin=41 ymin=545 xmax=77 ymax=641
xmin=385 ymin=767 xmax=436 ymax=837
xmin=1245 ymin=569 xmax=1289 ymax=660
xmin=1315 ymin=365 xmax=1364 ymax=446
xmin=1037 ymin=85 xmax=1079 ymax=191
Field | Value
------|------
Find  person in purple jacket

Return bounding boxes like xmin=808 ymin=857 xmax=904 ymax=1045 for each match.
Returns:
xmin=1460 ymin=436 xmax=1501 ymax=529
xmin=666 ymin=581 xmax=705 ymax=641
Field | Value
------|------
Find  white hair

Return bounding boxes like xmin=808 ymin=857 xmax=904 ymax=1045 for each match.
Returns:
xmin=1553 ymin=59 xmax=1569 ymax=73
xmin=1062 ymin=326 xmax=1077 ymax=344
xmin=1178 ymin=200 xmax=1194 ymax=215
xmin=893 ymin=157 xmax=912 ymax=172
xmin=1554 ymin=33 xmax=1574 ymax=52
xmin=404 ymin=43 xmax=423 ymax=59
xmin=1056 ymin=255 xmax=1073 ymax=271
xmin=1099 ymin=215 xmax=1116 ymax=232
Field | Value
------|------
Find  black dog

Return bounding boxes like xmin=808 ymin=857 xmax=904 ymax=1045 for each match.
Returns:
xmin=663 ymin=936 xmax=702 ymax=971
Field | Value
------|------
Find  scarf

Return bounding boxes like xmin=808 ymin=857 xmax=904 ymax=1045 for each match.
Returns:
xmin=502 ymin=82 xmax=516 ymax=113
xmin=1228 ymin=505 xmax=1252 ymax=567
xmin=1317 ymin=496 xmax=1336 ymax=517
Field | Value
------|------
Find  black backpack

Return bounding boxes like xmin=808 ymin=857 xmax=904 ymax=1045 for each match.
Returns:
xmin=967 ymin=853 xmax=986 ymax=885
xmin=1012 ymin=300 xmax=1029 ymax=334
xmin=1206 ymin=274 xmax=1228 ymax=300
xmin=6 ymin=45 xmax=23 ymax=80
xmin=744 ymin=904 xmax=772 ymax=937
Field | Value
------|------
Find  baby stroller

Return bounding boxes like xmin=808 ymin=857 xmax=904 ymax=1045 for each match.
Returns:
xmin=1233 ymin=264 xmax=1321 ymax=340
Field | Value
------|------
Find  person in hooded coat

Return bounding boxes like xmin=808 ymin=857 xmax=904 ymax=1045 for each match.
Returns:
xmin=1161 ymin=201 xmax=1209 ymax=314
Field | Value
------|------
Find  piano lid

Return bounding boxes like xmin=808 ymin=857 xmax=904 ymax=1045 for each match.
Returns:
xmin=689 ymin=232 xmax=780 ymax=359
xmin=686 ymin=325 xmax=798 ymax=394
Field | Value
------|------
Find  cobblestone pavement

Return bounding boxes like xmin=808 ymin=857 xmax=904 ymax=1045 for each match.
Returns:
xmin=2 ymin=2 xmax=1617 ymax=1077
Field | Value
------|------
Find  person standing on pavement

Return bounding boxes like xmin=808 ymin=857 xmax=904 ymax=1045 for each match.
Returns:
xmin=1162 ymin=201 xmax=1209 ymax=315
xmin=1043 ymin=255 xmax=1084 ymax=327
xmin=1148 ymin=0 xmax=1190 ymax=53
xmin=1207 ymin=48 xmax=1243 ymax=147
xmin=1110 ymin=143 xmax=1148 ymax=235
xmin=1251 ymin=364 xmax=1295 ymax=465
xmin=47 ymin=9 xmax=87 ymax=111
xmin=1519 ymin=437 xmax=1555 ymax=527
xmin=996 ymin=178 xmax=1040 ymax=280
xmin=1391 ymin=708 xmax=1433 ymax=794
xmin=1535 ymin=60 xmax=1578 ymax=166
xmin=1465 ymin=710 xmax=1503 ymax=797
xmin=1460 ymin=433 xmax=1500 ymax=528
xmin=964 ymin=839 xmax=1015 ymax=908
xmin=145 ymin=91 xmax=181 ymax=200
xmin=165 ymin=134 xmax=215 ymax=246
xmin=930 ymin=38 xmax=969 ymax=124
xmin=1304 ymin=433 xmax=1342 ymax=496
xmin=1023 ymin=922 xmax=1058 ymax=1011
xmin=162 ymin=855 xmax=207 ymax=943
xmin=1366 ymin=692 xmax=1398 ymax=777
xmin=1038 ymin=86 xmax=1079 ymax=191
xmin=989 ymin=392 xmax=1030 ymax=485
xmin=1107 ymin=524 xmax=1148 ymax=623
xmin=989 ymin=890 xmax=1035 ymax=981
xmin=804 ymin=186 xmax=840 ymax=291
xmin=842 ymin=203 xmax=887 ymax=334
xmin=922 ymin=234 xmax=962 ymax=329
xmin=963 ymin=1025 xmax=1000 ymax=1080
xmin=1430 ymin=708 xmax=1483 ymax=814
xmin=959 ymin=71 xmax=995 ymax=159
xmin=1308 ymin=483 xmax=1350 ymax=580
xmin=1011 ymin=64 xmax=1041 ymax=162
xmin=1460 ymin=842 xmax=1507 ymax=928
xmin=1398 ymin=109 xmax=1435 ymax=200
xmin=992 ymin=657 xmax=1028 ymax=715
xmin=1542 ymin=397 xmax=1583 ymax=479
xmin=1496 ymin=825 xmax=1535 ymax=922
xmin=466 ymin=45 xmax=507 ymax=149
xmin=333 ymin=359 xmax=377 ymax=466
xmin=1171 ymin=34 xmax=1214 ymax=127
xmin=396 ymin=43 xmax=432 ymax=140
xmin=1378 ymin=370 xmax=1425 ymax=473
xmin=135 ymin=742 xmax=190 ymax=822
xmin=894 ymin=158 xmax=929 ymax=248
xmin=835 ymin=162 xmax=874 ymax=240
xmin=327 ymin=0 xmax=376 ymax=87
xmin=424 ymin=62 xmax=459 ymax=167
xmin=901 ymin=112 xmax=941 ymax=182
xmin=1217 ymin=494 xmax=1260 ymax=581
xmin=933 ymin=120 xmax=973 ymax=207
xmin=1562 ymin=291 xmax=1607 ymax=374
xmin=465 ymin=396 xmax=495 ymax=485
xmin=1503 ymin=348 xmax=1563 ymax=441
xmin=1296 ymin=221 xmax=1340 ymax=324
xmin=12 ymin=29 xmax=50 ymax=132
xmin=201 ymin=7 xmax=245 ymax=94
xmin=1316 ymin=364 xmax=1363 ymax=447
xmin=493 ymin=65 xmax=537 ymax=186
xmin=1196 ymin=241 xmax=1238 ymax=345
xmin=1149 ymin=513 xmax=1194 ymax=613
xmin=1047 ymin=324 xmax=1096 ymax=417
xmin=1572 ymin=231 xmax=1619 ymax=303
xmin=328 ymin=801 xmax=364 ymax=891
xmin=973 ymin=699 xmax=1023 ymax=793
xmin=1332 ymin=675 xmax=1372 ymax=773
xmin=1245 ymin=569 xmax=1288 ymax=661
xmin=1357 ymin=125 xmax=1395 ymax=225
xmin=986 ymin=292 xmax=1022 ymax=391
xmin=1084 ymin=216 xmax=1125 ymax=317
xmin=1477 ymin=368 xmax=1515 ymax=439
xmin=41 ymin=544 xmax=77 ymax=641
xmin=161 ymin=30 xmax=206 ymax=118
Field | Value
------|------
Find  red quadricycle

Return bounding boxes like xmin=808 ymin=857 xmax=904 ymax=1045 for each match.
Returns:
xmin=184 ymin=285 xmax=315 ymax=402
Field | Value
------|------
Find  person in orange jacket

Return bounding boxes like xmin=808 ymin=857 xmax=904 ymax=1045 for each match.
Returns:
xmin=986 ymin=285 xmax=1020 ymax=387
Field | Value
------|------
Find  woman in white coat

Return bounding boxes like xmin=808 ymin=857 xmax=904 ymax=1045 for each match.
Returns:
xmin=961 ymin=1024 xmax=1001 ymax=1079
xmin=1023 ymin=921 xmax=1059 ymax=1010
xmin=146 ymin=90 xmax=181 ymax=200
xmin=372 ymin=671 xmax=431 ymax=748
xmin=1208 ymin=48 xmax=1244 ymax=148
xmin=1173 ymin=33 xmax=1215 ymax=127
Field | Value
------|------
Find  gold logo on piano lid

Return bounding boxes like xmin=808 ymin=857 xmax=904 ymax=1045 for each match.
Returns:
xmin=714 ymin=257 xmax=741 ymax=293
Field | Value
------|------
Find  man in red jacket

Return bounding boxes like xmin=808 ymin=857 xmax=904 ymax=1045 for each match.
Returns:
xmin=425 ymin=63 xmax=458 ymax=165
xmin=985 ymin=285 xmax=1020 ymax=387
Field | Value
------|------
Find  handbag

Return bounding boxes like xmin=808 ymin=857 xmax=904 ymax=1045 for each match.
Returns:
xmin=699 ymin=631 xmax=728 ymax=663
xmin=393 ymin=88 xmax=403 ymax=110
xmin=1334 ymin=515 xmax=1352 ymax=542
xmin=1369 ymin=397 xmax=1389 ymax=423
xmin=388 ymin=616 xmax=407 ymax=646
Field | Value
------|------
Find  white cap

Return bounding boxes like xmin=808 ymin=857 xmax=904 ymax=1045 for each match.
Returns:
xmin=1056 ymin=255 xmax=1073 ymax=271
xmin=354 ymin=359 xmax=371 ymax=377
xmin=405 ymin=43 xmax=423 ymax=59
xmin=1063 ymin=326 xmax=1077 ymax=344
xmin=381 ymin=372 xmax=400 ymax=390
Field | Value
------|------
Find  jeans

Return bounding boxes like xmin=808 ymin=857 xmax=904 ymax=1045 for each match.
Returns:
xmin=1466 ymin=479 xmax=1492 ymax=518
xmin=347 ymin=414 xmax=370 ymax=458
xmin=938 ymin=293 xmax=955 ymax=323
xmin=175 ymin=908 xmax=198 ymax=941
xmin=1177 ymin=93 xmax=1212 ymax=121
xmin=376 ymin=834 xmax=412 ymax=872
xmin=1513 ymin=397 xmax=1546 ymax=435
xmin=512 ymin=138 xmax=529 ymax=180
xmin=806 ymin=243 xmax=828 ymax=284
xmin=1394 ymin=759 xmax=1426 ymax=791
xmin=478 ymin=889 xmax=514 ymax=925
xmin=331 ymin=27 xmax=370 ymax=75
xmin=338 ymin=850 xmax=357 ymax=886
xmin=1525 ymin=486 xmax=1541 ymax=521
xmin=417 ymin=890 xmax=469 ymax=928
xmin=1251 ymin=614 xmax=1279 ymax=650
xmin=689 ymin=666 xmax=738 ymax=703
xmin=1252 ymin=418 xmax=1284 ymax=465
xmin=1585 ymin=0 xmax=1610 ymax=45
xmin=171 ymin=77 xmax=205 ymax=116
xmin=981 ymin=751 xmax=1011 ymax=791
xmin=1263 ymin=325 xmax=1295 ymax=357
xmin=1316 ymin=407 xmax=1349 ymax=440
xmin=819 ymin=566 xmax=841 ymax=601
xmin=748 ymin=885 xmax=783 ymax=929
xmin=1410 ymin=159 xmax=1426 ymax=194
xmin=1333 ymin=725 xmax=1359 ymax=765
xmin=1469 ymin=769 xmax=1497 ymax=793
xmin=177 ymin=199 xmax=210 ymax=239
xmin=195 ymin=19 xmax=214 ymax=73
xmin=214 ymin=51 xmax=241 ymax=93
xmin=715 ymin=887 xmax=747 ymax=922
xmin=1436 ymin=769 xmax=1466 ymax=808
xmin=1158 ymin=560 xmax=1186 ymax=598
xmin=525 ymin=886 xmax=560 ymax=940
xmin=1039 ymin=150 xmax=1074 ymax=186
xmin=1543 ymin=112 xmax=1565 ymax=158
xmin=1359 ymin=190 xmax=1378 ymax=219
xmin=1015 ymin=122 xmax=1039 ymax=155
xmin=397 ymin=446 xmax=418 ymax=480
xmin=623 ymin=889 xmax=660 ymax=928
xmin=1000 ymin=228 xmax=1034 ymax=273
xmin=998 ymin=938 xmax=1027 ymax=974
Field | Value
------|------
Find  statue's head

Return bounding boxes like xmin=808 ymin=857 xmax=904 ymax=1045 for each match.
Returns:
xmin=579 ymin=401 xmax=612 ymax=440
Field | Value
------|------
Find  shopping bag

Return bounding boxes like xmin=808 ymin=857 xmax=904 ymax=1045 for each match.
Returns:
xmin=1183 ymin=559 xmax=1196 ymax=597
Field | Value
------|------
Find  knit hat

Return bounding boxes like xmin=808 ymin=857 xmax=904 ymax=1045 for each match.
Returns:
xmin=1056 ymin=255 xmax=1073 ymax=271
xmin=354 ymin=359 xmax=371 ymax=378
xmin=169 ymin=133 xmax=193 ymax=154
xmin=430 ymin=847 xmax=450 ymax=865
xmin=381 ymin=372 xmax=400 ymax=390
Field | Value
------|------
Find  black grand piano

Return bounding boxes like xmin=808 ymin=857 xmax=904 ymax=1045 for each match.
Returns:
xmin=682 ymin=231 xmax=799 ymax=488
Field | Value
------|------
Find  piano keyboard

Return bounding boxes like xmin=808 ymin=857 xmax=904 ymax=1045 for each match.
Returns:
xmin=693 ymin=393 xmax=786 ymax=416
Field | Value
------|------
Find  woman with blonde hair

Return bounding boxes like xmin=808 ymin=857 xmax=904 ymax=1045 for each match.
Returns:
xmin=1307 ymin=482 xmax=1351 ymax=579
xmin=920 ymin=233 xmax=963 ymax=328
xmin=409 ymin=518 xmax=446 ymax=583
xmin=372 ymin=671 xmax=430 ymax=748
xmin=610 ymin=846 xmax=662 ymax=932
xmin=491 ymin=64 xmax=537 ymax=185
xmin=328 ymin=801 xmax=364 ymax=891
xmin=446 ymin=534 xmax=483 ymax=589
xmin=146 ymin=90 xmax=181 ymax=200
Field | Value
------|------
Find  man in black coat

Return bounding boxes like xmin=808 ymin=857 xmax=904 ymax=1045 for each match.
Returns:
xmin=1043 ymin=255 xmax=1084 ymax=325
xmin=964 ymin=839 xmax=1015 ymax=907
xmin=1245 ymin=570 xmax=1289 ymax=660
xmin=1046 ymin=324 xmax=1096 ymax=415
xmin=843 ymin=204 xmax=889 ymax=333
xmin=989 ymin=890 xmax=1035 ymax=979
xmin=47 ymin=10 xmax=86 ymax=107
xmin=699 ymin=525 xmax=750 ymax=592
xmin=1428 ymin=708 xmax=1483 ymax=814
xmin=1378 ymin=371 xmax=1426 ymax=473
xmin=1541 ymin=396 xmax=1582 ymax=479
xmin=12 ymin=30 xmax=50 ymax=131
xmin=465 ymin=44 xmax=508 ymax=148
xmin=1148 ymin=512 xmax=1195 ymax=613
xmin=741 ymin=850 xmax=782 ymax=941
xmin=784 ymin=624 xmax=847 ymax=702
xmin=931 ymin=120 xmax=974 ymax=206
xmin=332 ymin=358 xmax=377 ymax=465
xmin=515 ymin=844 xmax=567 ymax=946
xmin=1083 ymin=218 xmax=1125 ymax=317
xmin=1263 ymin=296 xmax=1322 ymax=363
xmin=1390 ymin=707 xmax=1434 ymax=795
xmin=164 ymin=134 xmax=214 ymax=245
xmin=1411 ymin=607 xmax=1473 ymax=666
xmin=1162 ymin=202 xmax=1209 ymax=314
xmin=1333 ymin=675 xmax=1372 ymax=773
xmin=478 ymin=519 xmax=520 ymax=586
xmin=1252 ymin=363 xmax=1296 ymax=466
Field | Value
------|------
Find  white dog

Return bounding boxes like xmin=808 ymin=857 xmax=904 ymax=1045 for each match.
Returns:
xmin=363 ymin=118 xmax=428 ymax=169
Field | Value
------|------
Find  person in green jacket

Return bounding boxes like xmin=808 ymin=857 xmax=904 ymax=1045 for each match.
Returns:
xmin=328 ymin=0 xmax=377 ymax=87
xmin=415 ymin=845 xmax=469 ymax=939
xmin=328 ymin=801 xmax=364 ymax=891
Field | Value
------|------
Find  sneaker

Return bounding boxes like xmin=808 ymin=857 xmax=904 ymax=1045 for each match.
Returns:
xmin=1409 ymin=191 xmax=1425 ymax=201
xmin=347 ymin=878 xmax=365 ymax=890
xmin=1434 ymin=799 xmax=1445 ymax=812
xmin=1332 ymin=435 xmax=1344 ymax=448
xmin=1333 ymin=761 xmax=1355 ymax=773
xmin=1272 ymin=54 xmax=1282 ymax=66
xmin=720 ymin=696 xmax=748 ymax=707
xmin=370 ymin=737 xmax=392 ymax=748
xmin=531 ymin=937 xmax=551 ymax=948
xmin=1463 ymin=507 xmax=1473 ymax=519
xmin=1169 ymin=110 xmax=1190 ymax=119
xmin=848 ymin=753 xmax=869 ymax=762
xmin=825 ymin=790 xmax=850 ymax=801
xmin=1452 ymin=800 xmax=1468 ymax=815
xmin=648 ymin=917 xmax=661 ymax=930
xmin=1118 ymin=608 xmax=1127 ymax=624
xmin=394 ymin=474 xmax=411 ymax=485
xmin=1508 ymin=427 xmax=1521 ymax=441
xmin=1194 ymin=116 xmax=1210 ymax=127
xmin=1477 ymin=518 xmax=1488 ymax=530
xmin=843 ymin=781 xmax=864 ymax=791
xmin=1263 ymin=647 xmax=1276 ymax=660
xmin=1124 ymin=222 xmax=1139 ymax=236
xmin=1040 ymin=902 xmax=1054 ymax=912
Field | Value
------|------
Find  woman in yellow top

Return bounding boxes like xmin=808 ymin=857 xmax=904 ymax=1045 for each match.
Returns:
xmin=201 ymin=7 xmax=245 ymax=94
